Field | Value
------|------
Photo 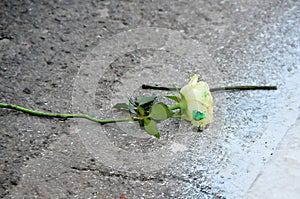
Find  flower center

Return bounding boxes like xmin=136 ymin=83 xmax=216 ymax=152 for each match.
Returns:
xmin=192 ymin=110 xmax=205 ymax=121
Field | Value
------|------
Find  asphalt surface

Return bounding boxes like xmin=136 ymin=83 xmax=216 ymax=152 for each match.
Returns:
xmin=0 ymin=0 xmax=299 ymax=198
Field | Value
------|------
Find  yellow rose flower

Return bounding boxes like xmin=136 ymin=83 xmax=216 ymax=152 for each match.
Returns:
xmin=180 ymin=74 xmax=214 ymax=127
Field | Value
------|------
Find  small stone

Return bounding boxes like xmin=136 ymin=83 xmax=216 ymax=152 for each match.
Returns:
xmin=120 ymin=195 xmax=128 ymax=199
xmin=10 ymin=177 xmax=18 ymax=185
xmin=23 ymin=87 xmax=32 ymax=94
xmin=46 ymin=60 xmax=53 ymax=65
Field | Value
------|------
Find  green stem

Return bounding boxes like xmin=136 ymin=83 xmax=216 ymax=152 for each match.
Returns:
xmin=142 ymin=84 xmax=176 ymax=91
xmin=0 ymin=103 xmax=136 ymax=124
xmin=142 ymin=84 xmax=277 ymax=92
xmin=209 ymin=85 xmax=277 ymax=92
xmin=0 ymin=84 xmax=277 ymax=125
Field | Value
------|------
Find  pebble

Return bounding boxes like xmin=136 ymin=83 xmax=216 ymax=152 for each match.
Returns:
xmin=22 ymin=87 xmax=32 ymax=94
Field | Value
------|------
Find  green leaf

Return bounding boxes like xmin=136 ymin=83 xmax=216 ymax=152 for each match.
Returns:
xmin=136 ymin=96 xmax=156 ymax=106
xmin=128 ymin=104 xmax=136 ymax=114
xmin=144 ymin=119 xmax=160 ymax=138
xmin=138 ymin=119 xmax=144 ymax=127
xmin=113 ymin=103 xmax=129 ymax=110
xmin=137 ymin=105 xmax=145 ymax=116
xmin=127 ymin=97 xmax=137 ymax=114
xmin=129 ymin=97 xmax=137 ymax=106
xmin=149 ymin=102 xmax=172 ymax=120
xmin=165 ymin=95 xmax=180 ymax=102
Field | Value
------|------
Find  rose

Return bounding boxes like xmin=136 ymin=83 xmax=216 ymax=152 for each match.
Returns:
xmin=179 ymin=74 xmax=214 ymax=127
xmin=1 ymin=73 xmax=276 ymax=139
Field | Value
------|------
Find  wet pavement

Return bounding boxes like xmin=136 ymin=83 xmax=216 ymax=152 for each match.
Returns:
xmin=0 ymin=0 xmax=299 ymax=198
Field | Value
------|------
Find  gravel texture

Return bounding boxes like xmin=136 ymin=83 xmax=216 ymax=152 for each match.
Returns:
xmin=0 ymin=0 xmax=299 ymax=198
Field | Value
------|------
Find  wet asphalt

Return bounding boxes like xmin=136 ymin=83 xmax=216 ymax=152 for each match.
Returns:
xmin=1 ymin=1 xmax=299 ymax=198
